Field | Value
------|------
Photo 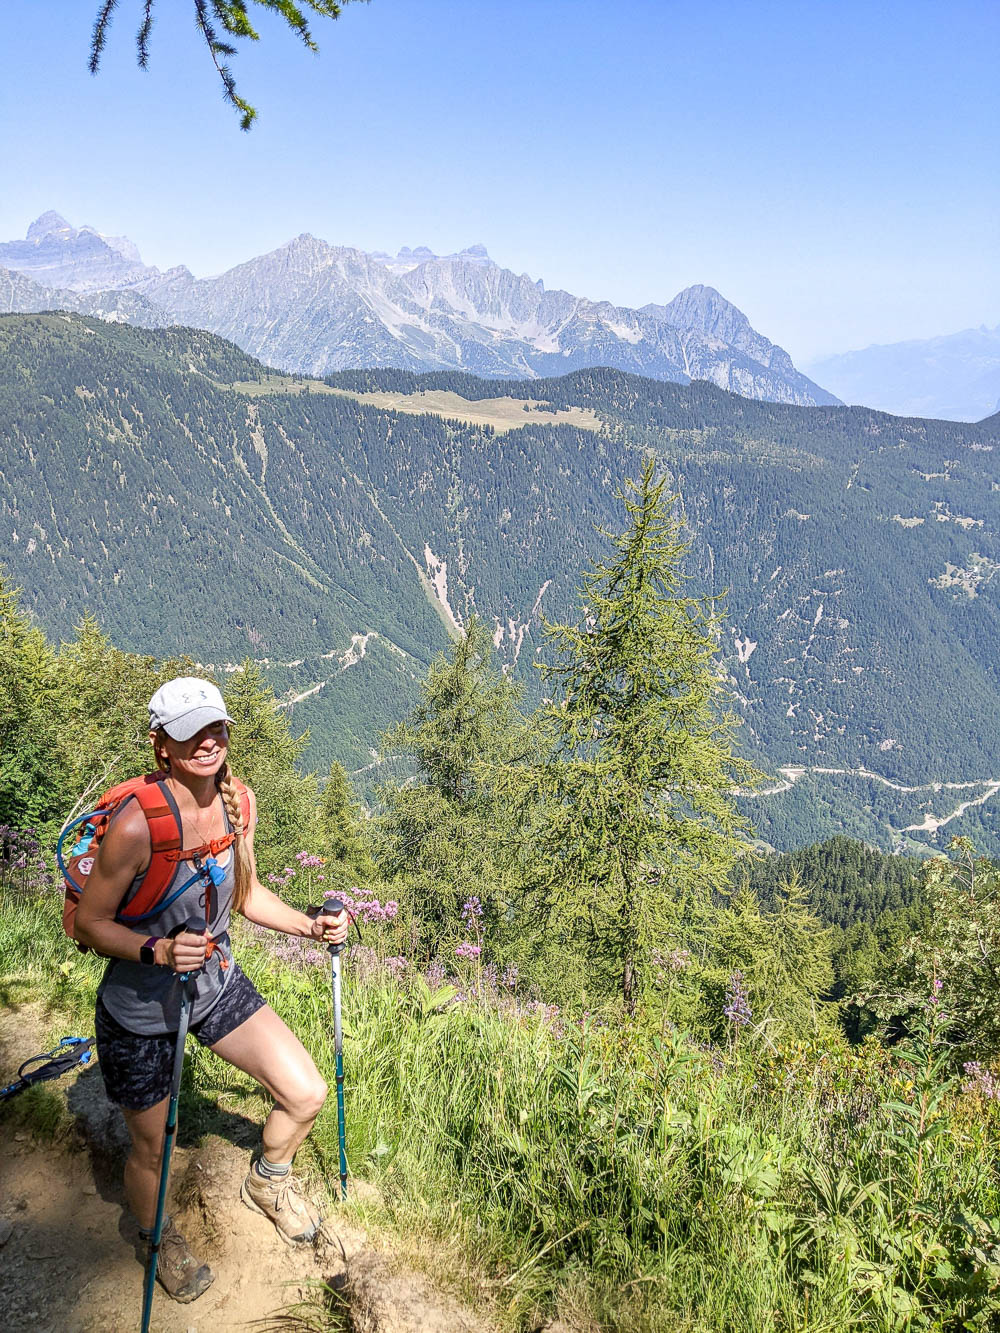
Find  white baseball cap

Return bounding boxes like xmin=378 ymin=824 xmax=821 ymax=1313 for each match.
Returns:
xmin=148 ymin=677 xmax=233 ymax=742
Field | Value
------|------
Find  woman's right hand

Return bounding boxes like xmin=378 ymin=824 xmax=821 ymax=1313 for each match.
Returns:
xmin=159 ymin=931 xmax=209 ymax=973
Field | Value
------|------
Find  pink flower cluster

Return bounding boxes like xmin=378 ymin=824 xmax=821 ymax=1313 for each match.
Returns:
xmin=323 ymin=888 xmax=398 ymax=924
xmin=296 ymin=851 xmax=324 ymax=868
xmin=963 ymin=1061 xmax=1000 ymax=1101
xmin=342 ymin=945 xmax=410 ymax=985
xmin=652 ymin=948 xmax=692 ymax=982
xmin=269 ymin=937 xmax=327 ymax=969
xmin=455 ymin=941 xmax=482 ymax=960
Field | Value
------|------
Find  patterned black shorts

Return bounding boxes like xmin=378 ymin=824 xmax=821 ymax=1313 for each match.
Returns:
xmin=95 ymin=964 xmax=267 ymax=1111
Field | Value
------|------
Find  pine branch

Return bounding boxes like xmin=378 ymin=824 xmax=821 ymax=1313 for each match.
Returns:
xmin=89 ymin=0 xmax=354 ymax=128
xmin=89 ymin=0 xmax=119 ymax=73
xmin=137 ymin=0 xmax=155 ymax=67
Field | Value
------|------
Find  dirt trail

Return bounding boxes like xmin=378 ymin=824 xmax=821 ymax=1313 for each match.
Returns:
xmin=0 ymin=1003 xmax=491 ymax=1333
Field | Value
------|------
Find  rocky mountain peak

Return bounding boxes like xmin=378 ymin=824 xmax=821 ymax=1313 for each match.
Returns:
xmin=454 ymin=244 xmax=492 ymax=264
xmin=398 ymin=245 xmax=437 ymax=262
xmin=0 ymin=214 xmax=837 ymax=404
xmin=654 ymin=285 xmax=753 ymax=342
xmin=3 ymin=211 xmax=151 ymax=293
xmin=26 ymin=211 xmax=73 ymax=242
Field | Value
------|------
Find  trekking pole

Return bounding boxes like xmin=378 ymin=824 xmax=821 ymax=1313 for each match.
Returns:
xmin=0 ymin=1037 xmax=95 ymax=1103
xmin=140 ymin=915 xmax=207 ymax=1333
xmin=318 ymin=898 xmax=349 ymax=1201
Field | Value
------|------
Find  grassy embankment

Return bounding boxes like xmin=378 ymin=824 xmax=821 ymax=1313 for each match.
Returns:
xmin=3 ymin=879 xmax=1000 ymax=1332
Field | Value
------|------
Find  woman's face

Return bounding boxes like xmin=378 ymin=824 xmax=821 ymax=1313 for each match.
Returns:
xmin=152 ymin=720 xmax=230 ymax=780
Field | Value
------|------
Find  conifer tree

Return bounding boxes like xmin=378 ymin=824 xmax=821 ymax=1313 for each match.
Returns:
xmin=532 ymin=458 xmax=761 ymax=1014
xmin=0 ymin=575 xmax=63 ymax=830
xmin=224 ymin=659 xmax=319 ymax=872
xmin=56 ymin=613 xmax=191 ymax=809
xmin=713 ymin=872 xmax=834 ymax=1039
xmin=377 ymin=615 xmax=530 ymax=955
xmin=319 ymin=760 xmax=371 ymax=884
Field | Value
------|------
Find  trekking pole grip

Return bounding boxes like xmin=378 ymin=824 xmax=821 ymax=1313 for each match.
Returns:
xmin=318 ymin=898 xmax=346 ymax=957
xmin=169 ymin=916 xmax=208 ymax=980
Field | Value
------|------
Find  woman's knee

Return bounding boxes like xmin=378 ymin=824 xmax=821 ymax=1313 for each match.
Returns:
xmin=291 ymin=1074 xmax=327 ymax=1122
xmin=122 ymin=1101 xmax=168 ymax=1167
xmin=125 ymin=1122 xmax=165 ymax=1170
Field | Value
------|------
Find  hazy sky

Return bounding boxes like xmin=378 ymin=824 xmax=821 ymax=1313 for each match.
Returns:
xmin=1 ymin=0 xmax=997 ymax=362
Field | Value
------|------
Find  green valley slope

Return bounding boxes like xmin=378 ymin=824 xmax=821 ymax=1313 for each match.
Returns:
xmin=3 ymin=314 xmax=1000 ymax=852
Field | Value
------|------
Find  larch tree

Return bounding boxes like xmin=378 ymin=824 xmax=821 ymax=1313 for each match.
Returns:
xmin=318 ymin=759 xmax=372 ymax=886
xmin=532 ymin=457 xmax=762 ymax=1015
xmin=376 ymin=615 xmax=531 ymax=957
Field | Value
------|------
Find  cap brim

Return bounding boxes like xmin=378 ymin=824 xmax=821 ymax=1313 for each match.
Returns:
xmin=161 ymin=707 xmax=233 ymax=742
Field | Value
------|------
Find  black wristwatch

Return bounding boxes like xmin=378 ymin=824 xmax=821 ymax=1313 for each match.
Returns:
xmin=139 ymin=936 xmax=160 ymax=966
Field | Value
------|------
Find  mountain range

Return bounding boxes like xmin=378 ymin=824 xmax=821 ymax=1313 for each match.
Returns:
xmin=4 ymin=312 xmax=1000 ymax=854
xmin=807 ymin=325 xmax=1000 ymax=423
xmin=0 ymin=212 xmax=837 ymax=407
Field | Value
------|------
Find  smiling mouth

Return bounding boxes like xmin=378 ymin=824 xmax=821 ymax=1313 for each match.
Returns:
xmin=193 ymin=752 xmax=221 ymax=766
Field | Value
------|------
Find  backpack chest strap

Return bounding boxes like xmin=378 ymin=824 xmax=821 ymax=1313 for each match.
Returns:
xmin=163 ymin=833 xmax=236 ymax=864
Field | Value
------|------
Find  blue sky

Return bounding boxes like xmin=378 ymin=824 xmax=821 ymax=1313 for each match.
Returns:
xmin=1 ymin=0 xmax=997 ymax=361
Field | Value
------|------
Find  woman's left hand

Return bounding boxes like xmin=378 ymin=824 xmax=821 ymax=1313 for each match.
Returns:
xmin=309 ymin=908 xmax=349 ymax=947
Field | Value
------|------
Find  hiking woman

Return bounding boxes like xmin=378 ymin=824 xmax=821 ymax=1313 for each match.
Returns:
xmin=74 ymin=677 xmax=347 ymax=1303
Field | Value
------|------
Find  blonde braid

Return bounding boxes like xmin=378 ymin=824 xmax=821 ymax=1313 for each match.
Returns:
xmin=216 ymin=762 xmax=252 ymax=913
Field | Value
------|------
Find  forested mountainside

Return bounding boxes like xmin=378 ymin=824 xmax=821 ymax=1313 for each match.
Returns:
xmin=736 ymin=835 xmax=923 ymax=928
xmin=4 ymin=314 xmax=1000 ymax=850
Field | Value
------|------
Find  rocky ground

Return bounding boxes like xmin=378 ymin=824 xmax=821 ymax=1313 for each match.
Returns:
xmin=0 ymin=1002 xmax=492 ymax=1333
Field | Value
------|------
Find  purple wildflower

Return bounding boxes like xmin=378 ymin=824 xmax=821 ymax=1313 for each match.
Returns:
xmin=461 ymin=896 xmax=484 ymax=922
xmin=455 ymin=941 xmax=481 ymax=961
xmin=963 ymin=1061 xmax=1000 ymax=1100
xmin=723 ymin=971 xmax=752 ymax=1027
xmin=425 ymin=961 xmax=447 ymax=988
xmin=345 ymin=944 xmax=380 ymax=982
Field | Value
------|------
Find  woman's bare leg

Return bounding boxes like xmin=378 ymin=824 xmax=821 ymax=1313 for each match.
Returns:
xmin=121 ymin=1097 xmax=170 ymax=1230
xmin=209 ymin=1003 xmax=327 ymax=1162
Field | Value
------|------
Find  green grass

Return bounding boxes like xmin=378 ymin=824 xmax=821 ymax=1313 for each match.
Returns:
xmin=4 ymin=889 xmax=1000 ymax=1330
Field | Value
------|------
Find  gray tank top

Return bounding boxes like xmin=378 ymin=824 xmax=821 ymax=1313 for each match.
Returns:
xmin=98 ymin=792 xmax=237 ymax=1035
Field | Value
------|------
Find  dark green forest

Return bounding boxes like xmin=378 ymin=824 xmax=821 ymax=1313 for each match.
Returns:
xmin=7 ymin=449 xmax=1000 ymax=1329
xmin=4 ymin=313 xmax=1000 ymax=851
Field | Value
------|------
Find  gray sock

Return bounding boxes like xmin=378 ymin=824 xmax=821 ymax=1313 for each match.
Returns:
xmin=139 ymin=1214 xmax=170 ymax=1242
xmin=254 ymin=1156 xmax=292 ymax=1180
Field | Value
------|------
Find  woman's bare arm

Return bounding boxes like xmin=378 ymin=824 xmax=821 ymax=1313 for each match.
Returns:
xmin=73 ymin=801 xmax=207 ymax=972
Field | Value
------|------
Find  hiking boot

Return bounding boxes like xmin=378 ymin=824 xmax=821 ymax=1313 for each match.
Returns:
xmin=149 ymin=1217 xmax=214 ymax=1303
xmin=241 ymin=1165 xmax=321 ymax=1246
